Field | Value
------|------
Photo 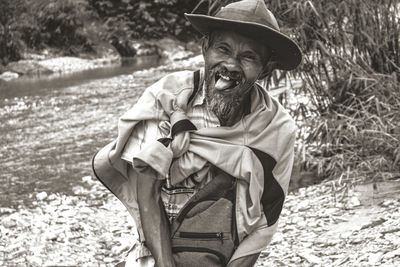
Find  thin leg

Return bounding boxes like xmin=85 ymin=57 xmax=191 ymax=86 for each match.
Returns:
xmin=137 ymin=173 xmax=176 ymax=267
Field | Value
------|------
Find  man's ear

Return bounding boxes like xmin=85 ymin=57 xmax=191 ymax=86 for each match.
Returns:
xmin=259 ymin=61 xmax=277 ymax=80
xmin=201 ymin=38 xmax=208 ymax=55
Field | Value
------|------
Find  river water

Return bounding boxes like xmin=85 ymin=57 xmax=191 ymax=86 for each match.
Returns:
xmin=0 ymin=56 xmax=199 ymax=208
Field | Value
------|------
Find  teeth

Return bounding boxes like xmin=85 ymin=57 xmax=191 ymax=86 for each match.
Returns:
xmin=215 ymin=72 xmax=240 ymax=89
xmin=220 ymin=74 xmax=230 ymax=80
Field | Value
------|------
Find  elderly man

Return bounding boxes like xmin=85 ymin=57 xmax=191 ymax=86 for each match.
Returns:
xmin=92 ymin=0 xmax=301 ymax=266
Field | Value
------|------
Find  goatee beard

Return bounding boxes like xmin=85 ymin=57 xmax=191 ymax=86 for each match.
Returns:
xmin=206 ymin=85 xmax=242 ymax=127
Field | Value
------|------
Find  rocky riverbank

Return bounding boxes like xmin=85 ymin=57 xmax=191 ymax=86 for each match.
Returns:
xmin=0 ymin=38 xmax=197 ymax=82
xmin=2 ymin=175 xmax=399 ymax=266
xmin=1 ymin=176 xmax=135 ymax=267
xmin=257 ymin=179 xmax=400 ymax=266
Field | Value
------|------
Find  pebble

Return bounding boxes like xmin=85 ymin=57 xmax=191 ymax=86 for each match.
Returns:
xmin=368 ymin=252 xmax=384 ymax=265
xmin=2 ymin=217 xmax=17 ymax=228
xmin=0 ymin=71 xmax=19 ymax=81
xmin=104 ymin=257 xmax=115 ymax=263
xmin=36 ymin=192 xmax=48 ymax=201
xmin=291 ymin=256 xmax=302 ymax=263
xmin=349 ymin=238 xmax=363 ymax=244
xmin=383 ymin=248 xmax=400 ymax=259
xmin=80 ymin=206 xmax=95 ymax=214
xmin=302 ymin=242 xmax=313 ymax=248
xmin=297 ymin=199 xmax=311 ymax=211
xmin=82 ymin=175 xmax=94 ymax=183
xmin=299 ymin=251 xmax=322 ymax=264
xmin=347 ymin=196 xmax=361 ymax=208
xmin=0 ymin=207 xmax=15 ymax=215
xmin=47 ymin=194 xmax=57 ymax=201
xmin=26 ymin=255 xmax=43 ymax=266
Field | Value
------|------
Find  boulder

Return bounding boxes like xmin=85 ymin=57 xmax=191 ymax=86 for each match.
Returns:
xmin=154 ymin=37 xmax=193 ymax=61
xmin=110 ymin=37 xmax=138 ymax=57
xmin=7 ymin=60 xmax=53 ymax=76
xmin=0 ymin=71 xmax=19 ymax=81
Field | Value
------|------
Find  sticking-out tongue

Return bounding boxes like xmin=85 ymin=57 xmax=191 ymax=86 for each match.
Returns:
xmin=215 ymin=77 xmax=234 ymax=91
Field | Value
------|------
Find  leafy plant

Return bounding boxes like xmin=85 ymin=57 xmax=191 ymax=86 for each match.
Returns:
xmin=0 ymin=0 xmax=95 ymax=63
xmin=0 ymin=0 xmax=25 ymax=65
xmin=26 ymin=0 xmax=94 ymax=54
xmin=88 ymin=0 xmax=199 ymax=42
xmin=263 ymin=0 xmax=400 ymax=182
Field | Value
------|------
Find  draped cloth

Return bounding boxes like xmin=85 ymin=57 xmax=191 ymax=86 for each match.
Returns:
xmin=92 ymin=70 xmax=296 ymax=263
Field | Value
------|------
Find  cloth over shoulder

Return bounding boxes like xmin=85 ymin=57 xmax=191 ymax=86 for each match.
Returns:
xmin=92 ymin=70 xmax=297 ymax=263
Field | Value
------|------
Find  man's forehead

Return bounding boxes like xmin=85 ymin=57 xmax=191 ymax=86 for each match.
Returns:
xmin=211 ymin=30 xmax=269 ymax=54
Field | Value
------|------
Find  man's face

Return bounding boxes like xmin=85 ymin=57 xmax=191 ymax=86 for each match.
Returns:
xmin=203 ymin=30 xmax=269 ymax=126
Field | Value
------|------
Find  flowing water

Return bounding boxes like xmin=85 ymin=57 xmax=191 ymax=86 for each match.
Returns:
xmin=0 ymin=56 xmax=180 ymax=208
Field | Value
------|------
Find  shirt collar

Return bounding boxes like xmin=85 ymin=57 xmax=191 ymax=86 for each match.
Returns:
xmin=192 ymin=81 xmax=207 ymax=107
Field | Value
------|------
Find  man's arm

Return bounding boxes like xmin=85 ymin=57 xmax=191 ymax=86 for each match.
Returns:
xmin=137 ymin=174 xmax=176 ymax=267
xmin=227 ymin=253 xmax=260 ymax=267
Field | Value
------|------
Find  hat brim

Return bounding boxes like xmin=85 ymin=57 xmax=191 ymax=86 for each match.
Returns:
xmin=185 ymin=13 xmax=302 ymax=71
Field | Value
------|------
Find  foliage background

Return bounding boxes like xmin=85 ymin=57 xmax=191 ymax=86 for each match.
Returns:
xmin=1 ymin=0 xmax=96 ymax=64
xmin=264 ymin=0 xmax=400 ymax=183
xmin=0 ymin=0 xmax=201 ymax=63
xmin=87 ymin=0 xmax=198 ymax=40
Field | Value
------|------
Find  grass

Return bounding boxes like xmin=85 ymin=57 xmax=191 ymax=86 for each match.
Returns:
xmin=262 ymin=0 xmax=400 ymax=183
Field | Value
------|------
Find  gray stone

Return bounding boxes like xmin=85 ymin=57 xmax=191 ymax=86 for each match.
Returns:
xmin=3 ymin=217 xmax=17 ymax=228
xmin=36 ymin=192 xmax=48 ymax=201
xmin=7 ymin=60 xmax=53 ymax=76
xmin=0 ymin=71 xmax=19 ymax=81
xmin=368 ymin=252 xmax=384 ymax=265
xmin=104 ymin=257 xmax=115 ymax=263
xmin=0 ymin=207 xmax=15 ymax=215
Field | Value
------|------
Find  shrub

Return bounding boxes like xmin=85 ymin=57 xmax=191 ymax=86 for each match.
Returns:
xmin=0 ymin=0 xmax=24 ymax=65
xmin=0 ymin=24 xmax=23 ymax=65
xmin=23 ymin=0 xmax=94 ymax=54
xmin=0 ymin=0 xmax=95 ymax=63
xmin=263 ymin=0 xmax=400 ymax=182
xmin=88 ymin=0 xmax=200 ymax=42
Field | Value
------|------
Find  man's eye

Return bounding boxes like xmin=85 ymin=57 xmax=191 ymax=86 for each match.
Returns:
xmin=242 ymin=54 xmax=257 ymax=61
xmin=217 ymin=46 xmax=229 ymax=53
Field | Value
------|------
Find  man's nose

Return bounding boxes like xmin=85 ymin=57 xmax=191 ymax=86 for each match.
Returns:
xmin=223 ymin=56 xmax=241 ymax=72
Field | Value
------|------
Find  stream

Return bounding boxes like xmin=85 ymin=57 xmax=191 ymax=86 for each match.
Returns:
xmin=0 ymin=56 xmax=182 ymax=208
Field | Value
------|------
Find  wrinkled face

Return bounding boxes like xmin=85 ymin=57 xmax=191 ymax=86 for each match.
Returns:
xmin=203 ymin=30 xmax=269 ymax=126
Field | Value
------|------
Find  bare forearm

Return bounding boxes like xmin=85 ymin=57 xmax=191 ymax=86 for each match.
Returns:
xmin=137 ymin=176 xmax=175 ymax=267
xmin=227 ymin=253 xmax=260 ymax=267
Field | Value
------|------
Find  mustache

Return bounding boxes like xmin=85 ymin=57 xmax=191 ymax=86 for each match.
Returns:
xmin=212 ymin=67 xmax=242 ymax=81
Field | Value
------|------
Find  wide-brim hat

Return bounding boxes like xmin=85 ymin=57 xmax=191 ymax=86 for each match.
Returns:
xmin=185 ymin=0 xmax=302 ymax=71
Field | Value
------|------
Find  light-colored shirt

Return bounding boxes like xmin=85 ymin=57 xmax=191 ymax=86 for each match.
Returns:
xmin=121 ymin=81 xmax=220 ymax=219
xmin=93 ymin=70 xmax=296 ymax=264
xmin=121 ymin=82 xmax=220 ymax=163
